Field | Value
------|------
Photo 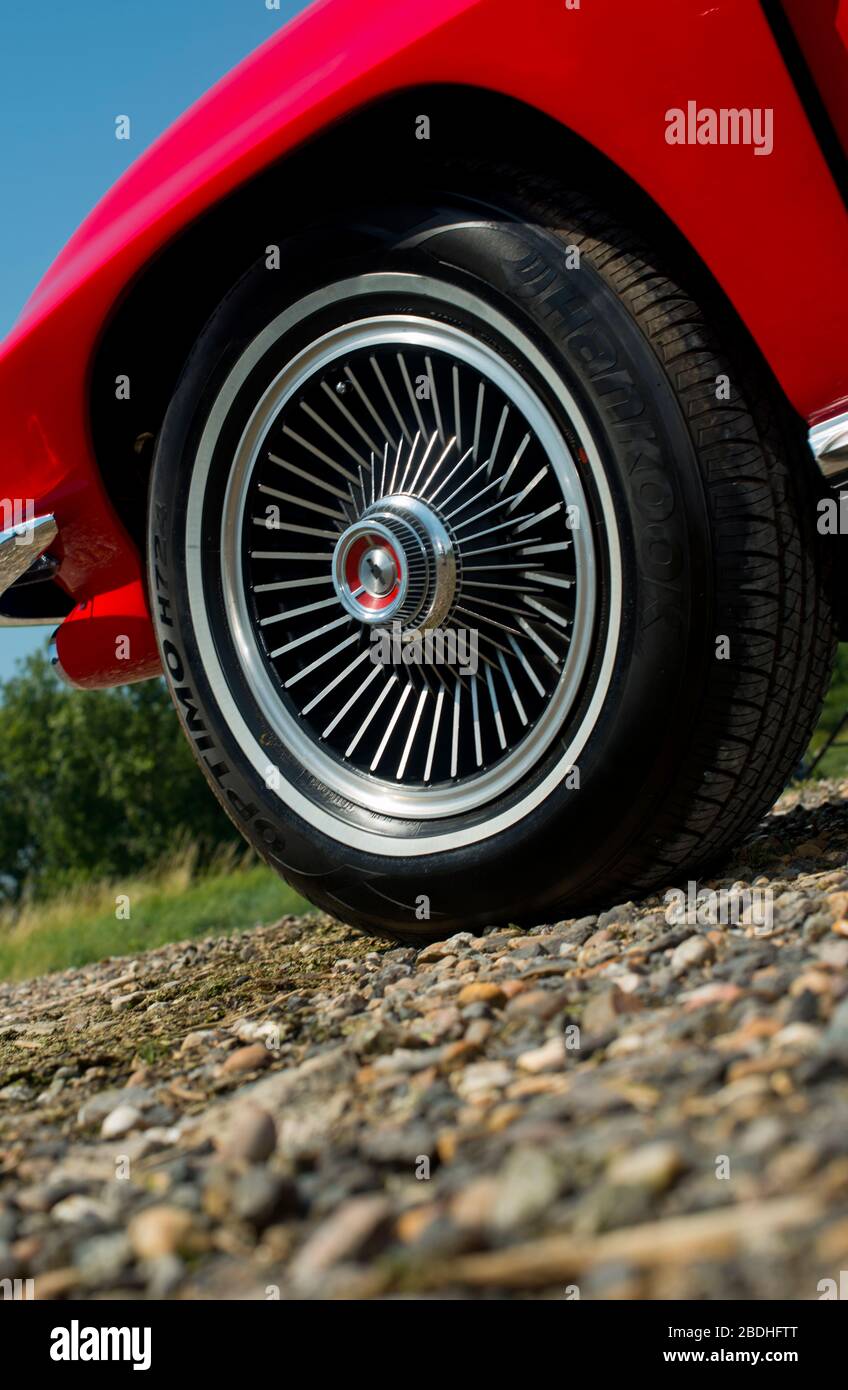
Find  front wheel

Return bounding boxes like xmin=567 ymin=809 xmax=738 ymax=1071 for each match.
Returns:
xmin=148 ymin=185 xmax=835 ymax=940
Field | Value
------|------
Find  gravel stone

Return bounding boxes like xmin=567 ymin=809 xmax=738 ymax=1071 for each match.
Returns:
xmin=2 ymin=784 xmax=848 ymax=1299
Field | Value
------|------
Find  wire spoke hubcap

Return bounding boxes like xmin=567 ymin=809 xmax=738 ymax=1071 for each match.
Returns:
xmin=221 ymin=311 xmax=601 ymax=819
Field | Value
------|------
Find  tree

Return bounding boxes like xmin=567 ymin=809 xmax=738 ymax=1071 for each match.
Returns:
xmin=0 ymin=652 xmax=238 ymax=901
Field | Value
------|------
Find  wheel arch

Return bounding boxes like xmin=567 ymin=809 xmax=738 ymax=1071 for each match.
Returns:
xmin=87 ymin=83 xmax=786 ymax=555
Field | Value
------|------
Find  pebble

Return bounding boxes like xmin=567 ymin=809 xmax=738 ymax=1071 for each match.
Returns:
xmin=111 ymin=991 xmax=146 ymax=1013
xmin=180 ymin=1030 xmax=217 ymax=1053
xmin=453 ymin=1060 xmax=513 ymax=1098
xmin=824 ymin=995 xmax=848 ymax=1045
xmin=51 ymin=1195 xmax=108 ymax=1228
xmin=16 ymin=1180 xmax=88 ymax=1214
xmin=597 ymin=904 xmax=636 ymax=929
xmin=491 ymin=1148 xmax=561 ymax=1230
xmin=516 ymin=1037 xmax=566 ymax=1073
xmin=232 ymin=1169 xmax=298 ymax=1229
xmin=456 ymin=982 xmax=506 ymax=1007
xmin=100 ymin=1104 xmax=143 ymax=1139
xmin=128 ymin=1206 xmax=194 ymax=1259
xmin=216 ymin=1104 xmax=277 ymax=1162
xmin=506 ymin=989 xmax=569 ymax=1020
xmin=76 ymin=1232 xmax=132 ymax=1286
xmin=220 ymin=1043 xmax=271 ymax=1076
xmin=144 ymin=1252 xmax=185 ymax=1297
xmin=450 ymin=1177 xmax=500 ymax=1229
xmin=77 ymin=1086 xmax=153 ymax=1127
xmin=607 ymin=1142 xmax=684 ymax=1192
xmin=582 ymin=986 xmax=635 ymax=1037
xmin=670 ymin=936 xmax=715 ymax=976
xmin=290 ymin=1196 xmax=391 ymax=1288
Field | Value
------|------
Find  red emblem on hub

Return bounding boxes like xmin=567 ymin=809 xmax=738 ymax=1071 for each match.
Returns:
xmin=343 ymin=532 xmax=402 ymax=612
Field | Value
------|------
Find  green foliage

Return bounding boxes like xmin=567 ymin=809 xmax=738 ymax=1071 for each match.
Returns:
xmin=0 ymin=860 xmax=310 ymax=982
xmin=802 ymin=643 xmax=848 ymax=781
xmin=2 ymin=632 xmax=846 ymax=915
xmin=0 ymin=652 xmax=239 ymax=902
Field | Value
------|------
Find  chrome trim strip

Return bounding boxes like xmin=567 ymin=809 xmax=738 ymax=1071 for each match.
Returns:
xmin=0 ymin=514 xmax=57 ymax=600
xmin=810 ymin=411 xmax=848 ymax=480
xmin=0 ymin=614 xmax=59 ymax=628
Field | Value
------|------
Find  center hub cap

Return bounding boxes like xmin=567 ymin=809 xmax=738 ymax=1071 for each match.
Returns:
xmin=360 ymin=546 xmax=397 ymax=598
xmin=332 ymin=495 xmax=456 ymax=631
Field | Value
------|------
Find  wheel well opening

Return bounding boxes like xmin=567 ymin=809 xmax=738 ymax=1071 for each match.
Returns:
xmin=88 ymin=83 xmax=785 ymax=553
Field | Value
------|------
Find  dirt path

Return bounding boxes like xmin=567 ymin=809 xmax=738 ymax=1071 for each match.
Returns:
xmin=2 ymin=782 xmax=848 ymax=1300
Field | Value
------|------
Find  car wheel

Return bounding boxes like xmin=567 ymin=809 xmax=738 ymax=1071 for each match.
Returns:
xmin=148 ymin=185 xmax=835 ymax=940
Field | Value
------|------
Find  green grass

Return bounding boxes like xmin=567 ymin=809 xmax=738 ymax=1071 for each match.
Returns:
xmin=803 ymin=642 xmax=848 ymax=781
xmin=0 ymin=848 xmax=313 ymax=982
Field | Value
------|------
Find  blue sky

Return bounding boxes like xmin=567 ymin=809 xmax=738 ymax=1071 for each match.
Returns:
xmin=0 ymin=0 xmax=307 ymax=681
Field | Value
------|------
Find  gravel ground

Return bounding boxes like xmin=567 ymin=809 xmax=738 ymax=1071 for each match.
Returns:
xmin=2 ymin=781 xmax=848 ymax=1301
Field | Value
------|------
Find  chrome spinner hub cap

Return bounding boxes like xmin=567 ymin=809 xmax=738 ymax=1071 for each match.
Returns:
xmin=332 ymin=496 xmax=457 ymax=631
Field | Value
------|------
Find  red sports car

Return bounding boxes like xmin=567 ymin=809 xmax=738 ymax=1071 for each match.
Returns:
xmin=1 ymin=0 xmax=847 ymax=940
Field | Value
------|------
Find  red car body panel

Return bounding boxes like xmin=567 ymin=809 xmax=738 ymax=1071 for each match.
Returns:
xmin=781 ymin=0 xmax=848 ymax=155
xmin=2 ymin=0 xmax=847 ymax=686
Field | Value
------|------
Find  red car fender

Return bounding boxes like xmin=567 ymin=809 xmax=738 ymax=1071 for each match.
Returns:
xmin=52 ymin=582 xmax=160 ymax=689
xmin=1 ymin=0 xmax=846 ymax=687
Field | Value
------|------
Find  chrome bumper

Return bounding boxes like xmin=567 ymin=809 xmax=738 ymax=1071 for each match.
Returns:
xmin=0 ymin=514 xmax=58 ymax=601
xmin=810 ymin=412 xmax=848 ymax=481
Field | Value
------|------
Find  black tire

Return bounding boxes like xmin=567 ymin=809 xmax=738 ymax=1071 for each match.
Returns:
xmin=147 ymin=182 xmax=835 ymax=941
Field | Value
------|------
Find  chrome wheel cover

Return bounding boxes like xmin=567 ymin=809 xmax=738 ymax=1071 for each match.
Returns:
xmin=221 ymin=314 xmax=598 ymax=819
xmin=187 ymin=273 xmax=622 ymax=853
